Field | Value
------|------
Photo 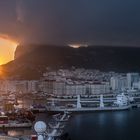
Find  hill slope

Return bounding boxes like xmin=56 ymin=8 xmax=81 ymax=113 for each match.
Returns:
xmin=1 ymin=45 xmax=140 ymax=79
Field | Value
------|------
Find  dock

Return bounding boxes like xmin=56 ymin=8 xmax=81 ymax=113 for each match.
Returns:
xmin=34 ymin=111 xmax=71 ymax=140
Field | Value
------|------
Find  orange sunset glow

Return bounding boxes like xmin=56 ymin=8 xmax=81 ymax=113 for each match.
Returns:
xmin=0 ymin=37 xmax=18 ymax=65
xmin=68 ymin=44 xmax=88 ymax=48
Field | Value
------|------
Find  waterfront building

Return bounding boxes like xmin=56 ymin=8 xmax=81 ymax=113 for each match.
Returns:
xmin=15 ymin=80 xmax=39 ymax=93
xmin=0 ymin=80 xmax=39 ymax=94
xmin=110 ymin=76 xmax=127 ymax=91
xmin=65 ymin=83 xmax=75 ymax=95
xmin=27 ymin=80 xmax=39 ymax=92
xmin=90 ymin=82 xmax=110 ymax=94
xmin=41 ymin=69 xmax=112 ymax=95
xmin=42 ymin=78 xmax=111 ymax=95
xmin=127 ymin=73 xmax=139 ymax=89
xmin=0 ymin=80 xmax=16 ymax=93
xmin=53 ymin=80 xmax=66 ymax=95
xmin=1 ymin=69 xmax=140 ymax=97
xmin=42 ymin=79 xmax=66 ymax=95
xmin=132 ymin=81 xmax=140 ymax=90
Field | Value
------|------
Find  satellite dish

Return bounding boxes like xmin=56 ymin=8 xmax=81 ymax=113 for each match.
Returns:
xmin=34 ymin=121 xmax=47 ymax=133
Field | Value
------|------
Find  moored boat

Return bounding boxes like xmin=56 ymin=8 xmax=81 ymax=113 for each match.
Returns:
xmin=30 ymin=104 xmax=46 ymax=113
xmin=46 ymin=94 xmax=131 ymax=113
xmin=0 ymin=115 xmax=32 ymax=128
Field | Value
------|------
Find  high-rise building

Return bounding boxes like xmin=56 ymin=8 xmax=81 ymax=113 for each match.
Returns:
xmin=127 ymin=73 xmax=139 ymax=89
xmin=110 ymin=76 xmax=127 ymax=91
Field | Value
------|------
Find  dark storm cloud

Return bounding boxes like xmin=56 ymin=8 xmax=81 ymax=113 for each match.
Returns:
xmin=0 ymin=0 xmax=140 ymax=46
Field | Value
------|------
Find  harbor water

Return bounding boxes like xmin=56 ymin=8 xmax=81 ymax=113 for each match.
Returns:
xmin=1 ymin=109 xmax=140 ymax=140
xmin=67 ymin=109 xmax=140 ymax=140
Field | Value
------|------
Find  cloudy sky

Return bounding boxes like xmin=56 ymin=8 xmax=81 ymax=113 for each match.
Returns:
xmin=0 ymin=0 xmax=140 ymax=46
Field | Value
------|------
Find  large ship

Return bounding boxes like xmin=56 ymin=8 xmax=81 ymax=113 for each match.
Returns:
xmin=46 ymin=93 xmax=131 ymax=113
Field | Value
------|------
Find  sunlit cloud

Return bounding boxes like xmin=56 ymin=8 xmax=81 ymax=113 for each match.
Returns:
xmin=68 ymin=44 xmax=88 ymax=48
xmin=0 ymin=34 xmax=19 ymax=65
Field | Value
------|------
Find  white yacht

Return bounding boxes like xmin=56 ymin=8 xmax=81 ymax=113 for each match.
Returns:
xmin=114 ymin=93 xmax=128 ymax=106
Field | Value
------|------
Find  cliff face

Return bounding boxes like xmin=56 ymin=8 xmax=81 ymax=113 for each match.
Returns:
xmin=2 ymin=45 xmax=140 ymax=79
xmin=14 ymin=45 xmax=34 ymax=59
xmin=14 ymin=44 xmax=47 ymax=59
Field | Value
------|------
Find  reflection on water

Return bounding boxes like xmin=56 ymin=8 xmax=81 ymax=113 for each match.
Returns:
xmin=0 ymin=113 xmax=49 ymax=137
xmin=0 ymin=128 xmax=32 ymax=137
xmin=67 ymin=109 xmax=140 ymax=140
xmin=98 ymin=113 xmax=106 ymax=126
xmin=8 ymin=129 xmax=32 ymax=137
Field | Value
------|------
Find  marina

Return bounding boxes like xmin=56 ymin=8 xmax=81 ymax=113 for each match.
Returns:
xmin=0 ymin=109 xmax=140 ymax=140
xmin=0 ymin=72 xmax=140 ymax=139
xmin=0 ymin=111 xmax=71 ymax=140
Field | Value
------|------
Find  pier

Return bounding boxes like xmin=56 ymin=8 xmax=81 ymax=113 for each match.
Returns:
xmin=34 ymin=111 xmax=71 ymax=140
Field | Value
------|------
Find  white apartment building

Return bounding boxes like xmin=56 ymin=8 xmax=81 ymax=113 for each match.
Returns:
xmin=127 ymin=73 xmax=139 ymax=89
xmin=110 ymin=76 xmax=127 ymax=91
xmin=0 ymin=80 xmax=39 ymax=93
xmin=90 ymin=82 xmax=110 ymax=94
xmin=0 ymin=80 xmax=16 ymax=92
xmin=42 ymin=79 xmax=110 ymax=95
xmin=65 ymin=83 xmax=86 ymax=95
